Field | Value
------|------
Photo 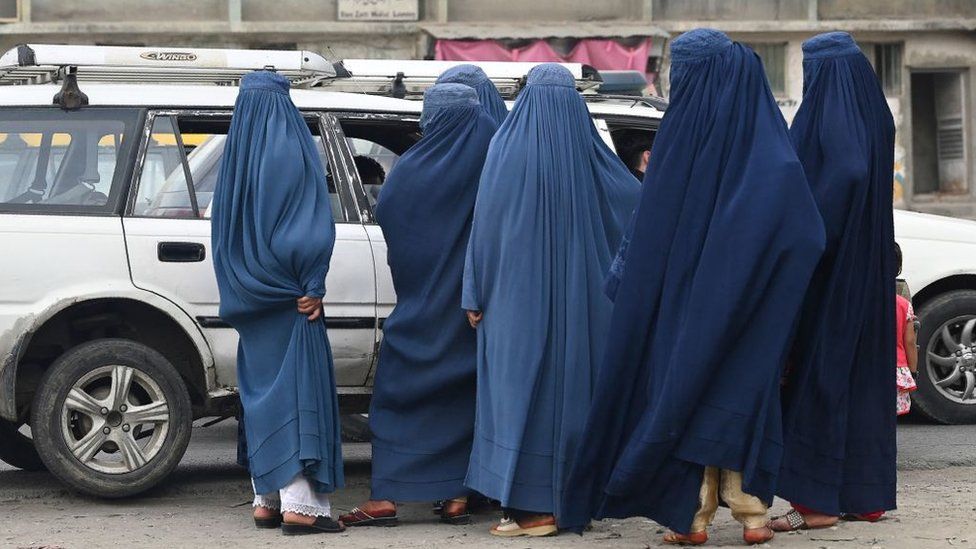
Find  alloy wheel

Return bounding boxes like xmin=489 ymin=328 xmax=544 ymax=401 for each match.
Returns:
xmin=60 ymin=365 xmax=170 ymax=474
xmin=926 ymin=316 xmax=976 ymax=404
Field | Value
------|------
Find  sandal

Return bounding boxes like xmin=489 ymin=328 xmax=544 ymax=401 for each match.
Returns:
xmin=253 ymin=506 xmax=282 ymax=529
xmin=842 ymin=512 xmax=884 ymax=522
xmin=281 ymin=516 xmax=346 ymax=535
xmin=338 ymin=506 xmax=399 ymax=527
xmin=253 ymin=513 xmax=283 ymax=529
xmin=489 ymin=515 xmax=558 ymax=537
xmin=663 ymin=530 xmax=708 ymax=545
xmin=743 ymin=526 xmax=774 ymax=545
xmin=770 ymin=509 xmax=838 ymax=532
xmin=440 ymin=498 xmax=471 ymax=525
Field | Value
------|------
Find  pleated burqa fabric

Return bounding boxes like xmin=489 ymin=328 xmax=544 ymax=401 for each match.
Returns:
xmin=436 ymin=64 xmax=508 ymax=126
xmin=560 ymin=29 xmax=826 ymax=534
xmin=461 ymin=63 xmax=641 ymax=516
xmin=212 ymin=71 xmax=343 ymax=495
xmin=778 ymin=32 xmax=897 ymax=516
xmin=369 ymin=84 xmax=498 ymax=501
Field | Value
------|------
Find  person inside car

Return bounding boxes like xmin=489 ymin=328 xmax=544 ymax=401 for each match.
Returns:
xmin=613 ymin=129 xmax=653 ymax=180
xmin=354 ymin=154 xmax=385 ymax=207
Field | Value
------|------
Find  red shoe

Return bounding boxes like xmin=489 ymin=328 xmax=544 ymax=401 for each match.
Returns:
xmin=743 ymin=526 xmax=774 ymax=545
xmin=663 ymin=530 xmax=708 ymax=545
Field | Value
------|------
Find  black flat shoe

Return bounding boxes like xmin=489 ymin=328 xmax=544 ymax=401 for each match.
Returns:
xmin=281 ymin=516 xmax=346 ymax=535
xmin=254 ymin=513 xmax=283 ymax=529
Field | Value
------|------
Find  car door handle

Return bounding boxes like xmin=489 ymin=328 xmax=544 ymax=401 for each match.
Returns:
xmin=158 ymin=242 xmax=206 ymax=263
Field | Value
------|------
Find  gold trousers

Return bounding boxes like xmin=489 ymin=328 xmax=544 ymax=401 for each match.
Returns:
xmin=690 ymin=467 xmax=769 ymax=532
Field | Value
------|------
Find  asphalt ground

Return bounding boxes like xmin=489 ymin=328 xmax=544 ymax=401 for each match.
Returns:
xmin=1 ymin=419 xmax=974 ymax=548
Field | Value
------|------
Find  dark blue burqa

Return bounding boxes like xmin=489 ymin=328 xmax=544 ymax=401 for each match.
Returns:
xmin=369 ymin=83 xmax=497 ymax=501
xmin=436 ymin=64 xmax=508 ymax=126
xmin=462 ymin=63 xmax=640 ymax=515
xmin=560 ymin=29 xmax=826 ymax=533
xmin=212 ymin=71 xmax=343 ymax=495
xmin=778 ymin=32 xmax=897 ymax=516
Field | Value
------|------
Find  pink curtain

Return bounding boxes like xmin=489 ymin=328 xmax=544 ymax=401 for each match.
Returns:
xmin=435 ymin=38 xmax=652 ymax=73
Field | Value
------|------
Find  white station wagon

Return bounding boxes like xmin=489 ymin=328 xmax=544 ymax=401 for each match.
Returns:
xmin=0 ymin=45 xmax=974 ymax=498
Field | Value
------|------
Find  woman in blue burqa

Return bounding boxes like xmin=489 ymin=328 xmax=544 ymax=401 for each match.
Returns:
xmin=771 ymin=31 xmax=897 ymax=533
xmin=560 ymin=29 xmax=826 ymax=546
xmin=337 ymin=83 xmax=497 ymax=528
xmin=212 ymin=70 xmax=344 ymax=536
xmin=435 ymin=64 xmax=508 ymax=126
xmin=461 ymin=63 xmax=640 ymax=537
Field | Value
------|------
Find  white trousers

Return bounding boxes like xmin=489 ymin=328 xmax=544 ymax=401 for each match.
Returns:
xmin=252 ymin=473 xmax=332 ymax=517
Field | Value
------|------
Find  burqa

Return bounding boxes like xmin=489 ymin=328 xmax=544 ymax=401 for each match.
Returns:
xmin=462 ymin=63 xmax=640 ymax=516
xmin=212 ymin=70 xmax=344 ymax=495
xmin=369 ymin=83 xmax=498 ymax=501
xmin=778 ymin=31 xmax=897 ymax=516
xmin=436 ymin=64 xmax=508 ymax=126
xmin=559 ymin=29 xmax=826 ymax=534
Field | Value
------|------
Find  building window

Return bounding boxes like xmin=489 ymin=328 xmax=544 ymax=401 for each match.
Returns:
xmin=861 ymin=43 xmax=904 ymax=96
xmin=747 ymin=43 xmax=787 ymax=95
xmin=0 ymin=0 xmax=17 ymax=21
xmin=875 ymin=43 xmax=903 ymax=95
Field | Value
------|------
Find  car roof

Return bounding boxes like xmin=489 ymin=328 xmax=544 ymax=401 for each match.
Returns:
xmin=0 ymin=82 xmax=664 ymax=120
xmin=0 ymin=83 xmax=421 ymax=114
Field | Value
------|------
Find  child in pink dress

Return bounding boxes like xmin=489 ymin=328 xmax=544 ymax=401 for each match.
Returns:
xmin=895 ymin=243 xmax=918 ymax=415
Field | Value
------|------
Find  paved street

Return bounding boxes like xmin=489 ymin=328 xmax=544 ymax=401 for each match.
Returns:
xmin=1 ymin=419 xmax=974 ymax=548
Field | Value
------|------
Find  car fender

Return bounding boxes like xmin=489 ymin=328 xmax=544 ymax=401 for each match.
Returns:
xmin=0 ymin=283 xmax=215 ymax=421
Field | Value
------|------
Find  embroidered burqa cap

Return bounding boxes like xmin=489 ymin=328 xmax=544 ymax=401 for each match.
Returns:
xmin=436 ymin=64 xmax=508 ymax=126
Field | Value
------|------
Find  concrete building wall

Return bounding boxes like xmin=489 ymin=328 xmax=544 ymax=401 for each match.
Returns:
xmin=31 ymin=0 xmax=228 ymax=22
xmin=652 ymin=0 xmax=807 ymax=21
xmin=818 ymin=0 xmax=976 ymax=20
xmin=448 ymin=0 xmax=642 ymax=22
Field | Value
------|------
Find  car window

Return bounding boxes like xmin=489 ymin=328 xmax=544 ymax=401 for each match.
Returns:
xmin=0 ymin=108 xmax=140 ymax=213
xmin=132 ymin=114 xmax=342 ymax=220
xmin=338 ymin=119 xmax=421 ymax=219
xmin=604 ymin=121 xmax=656 ymax=181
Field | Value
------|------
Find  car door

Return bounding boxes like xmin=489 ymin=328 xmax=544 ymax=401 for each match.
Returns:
xmin=328 ymin=112 xmax=423 ymax=385
xmin=122 ymin=110 xmax=377 ymax=388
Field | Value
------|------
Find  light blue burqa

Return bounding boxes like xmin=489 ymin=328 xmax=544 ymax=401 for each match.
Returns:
xmin=462 ymin=63 xmax=640 ymax=515
xmin=212 ymin=71 xmax=343 ymax=495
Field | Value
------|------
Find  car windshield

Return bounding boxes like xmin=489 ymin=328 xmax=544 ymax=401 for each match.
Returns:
xmin=0 ymin=108 xmax=141 ymax=213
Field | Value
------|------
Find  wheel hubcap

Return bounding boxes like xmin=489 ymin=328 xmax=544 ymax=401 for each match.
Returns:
xmin=926 ymin=316 xmax=976 ymax=405
xmin=60 ymin=365 xmax=170 ymax=474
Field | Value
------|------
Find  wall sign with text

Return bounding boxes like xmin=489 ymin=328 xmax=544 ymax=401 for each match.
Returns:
xmin=338 ymin=0 xmax=419 ymax=21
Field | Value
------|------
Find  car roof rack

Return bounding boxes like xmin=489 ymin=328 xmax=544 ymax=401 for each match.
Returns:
xmin=0 ymin=44 xmax=338 ymax=88
xmin=324 ymin=58 xmax=602 ymax=99
xmin=583 ymin=93 xmax=669 ymax=111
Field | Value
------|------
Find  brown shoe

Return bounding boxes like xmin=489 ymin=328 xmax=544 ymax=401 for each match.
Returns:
xmin=338 ymin=505 xmax=399 ymax=527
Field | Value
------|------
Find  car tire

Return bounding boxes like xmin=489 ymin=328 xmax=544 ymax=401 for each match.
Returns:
xmin=340 ymin=413 xmax=372 ymax=443
xmin=914 ymin=290 xmax=976 ymax=424
xmin=31 ymin=339 xmax=193 ymax=497
xmin=0 ymin=418 xmax=45 ymax=471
